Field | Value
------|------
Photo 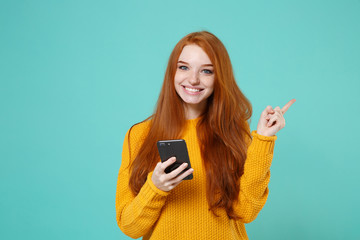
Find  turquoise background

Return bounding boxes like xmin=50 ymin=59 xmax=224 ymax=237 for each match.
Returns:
xmin=1 ymin=0 xmax=359 ymax=239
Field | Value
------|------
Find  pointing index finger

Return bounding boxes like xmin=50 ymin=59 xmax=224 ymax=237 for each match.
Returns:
xmin=281 ymin=99 xmax=296 ymax=114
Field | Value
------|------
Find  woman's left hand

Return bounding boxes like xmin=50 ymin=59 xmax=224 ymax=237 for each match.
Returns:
xmin=256 ymin=99 xmax=296 ymax=137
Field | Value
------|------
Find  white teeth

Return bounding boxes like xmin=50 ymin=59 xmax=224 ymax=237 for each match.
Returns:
xmin=185 ymin=87 xmax=200 ymax=92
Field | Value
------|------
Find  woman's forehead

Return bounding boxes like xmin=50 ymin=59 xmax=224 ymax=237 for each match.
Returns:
xmin=178 ymin=44 xmax=212 ymax=65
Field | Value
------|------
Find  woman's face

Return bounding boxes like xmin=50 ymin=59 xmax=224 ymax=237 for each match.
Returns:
xmin=174 ymin=44 xmax=215 ymax=111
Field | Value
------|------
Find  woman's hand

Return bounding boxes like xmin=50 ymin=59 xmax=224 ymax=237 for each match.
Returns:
xmin=256 ymin=99 xmax=296 ymax=137
xmin=151 ymin=157 xmax=194 ymax=192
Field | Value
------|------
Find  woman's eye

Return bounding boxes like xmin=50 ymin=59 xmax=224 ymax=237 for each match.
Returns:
xmin=202 ymin=69 xmax=213 ymax=74
xmin=179 ymin=66 xmax=188 ymax=70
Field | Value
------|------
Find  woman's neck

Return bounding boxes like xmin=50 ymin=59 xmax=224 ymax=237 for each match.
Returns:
xmin=183 ymin=102 xmax=207 ymax=120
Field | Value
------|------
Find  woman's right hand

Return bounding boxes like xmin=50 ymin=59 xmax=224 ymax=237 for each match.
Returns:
xmin=151 ymin=157 xmax=194 ymax=192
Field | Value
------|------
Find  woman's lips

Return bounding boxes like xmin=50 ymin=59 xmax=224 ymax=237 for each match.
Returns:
xmin=182 ymin=86 xmax=204 ymax=95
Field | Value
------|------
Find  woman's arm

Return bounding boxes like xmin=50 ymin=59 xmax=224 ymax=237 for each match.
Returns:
xmin=233 ymin=130 xmax=277 ymax=223
xmin=234 ymin=99 xmax=295 ymax=222
xmin=115 ymin=129 xmax=170 ymax=238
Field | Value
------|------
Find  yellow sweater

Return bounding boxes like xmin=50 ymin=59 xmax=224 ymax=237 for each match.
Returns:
xmin=115 ymin=118 xmax=277 ymax=239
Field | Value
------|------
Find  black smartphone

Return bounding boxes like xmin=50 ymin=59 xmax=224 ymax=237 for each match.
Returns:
xmin=157 ymin=139 xmax=193 ymax=180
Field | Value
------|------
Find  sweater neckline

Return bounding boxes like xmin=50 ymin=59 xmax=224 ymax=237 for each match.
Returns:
xmin=186 ymin=116 xmax=201 ymax=126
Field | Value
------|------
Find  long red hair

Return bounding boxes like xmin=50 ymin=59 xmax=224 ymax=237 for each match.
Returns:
xmin=128 ymin=31 xmax=252 ymax=219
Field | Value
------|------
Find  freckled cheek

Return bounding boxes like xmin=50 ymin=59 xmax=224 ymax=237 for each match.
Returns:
xmin=174 ymin=74 xmax=180 ymax=84
xmin=201 ymin=77 xmax=215 ymax=88
xmin=174 ymin=73 xmax=188 ymax=84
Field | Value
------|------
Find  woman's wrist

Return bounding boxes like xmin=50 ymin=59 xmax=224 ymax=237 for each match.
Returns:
xmin=256 ymin=130 xmax=273 ymax=137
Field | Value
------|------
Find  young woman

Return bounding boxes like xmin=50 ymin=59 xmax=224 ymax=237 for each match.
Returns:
xmin=115 ymin=31 xmax=295 ymax=239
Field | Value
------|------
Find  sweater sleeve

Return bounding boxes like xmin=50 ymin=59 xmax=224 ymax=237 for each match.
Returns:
xmin=115 ymin=129 xmax=170 ymax=239
xmin=233 ymin=130 xmax=277 ymax=223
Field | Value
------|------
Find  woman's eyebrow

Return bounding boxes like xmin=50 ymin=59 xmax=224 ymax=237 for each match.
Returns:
xmin=177 ymin=60 xmax=213 ymax=67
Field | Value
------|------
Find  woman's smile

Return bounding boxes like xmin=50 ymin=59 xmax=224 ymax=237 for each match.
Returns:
xmin=182 ymin=85 xmax=204 ymax=94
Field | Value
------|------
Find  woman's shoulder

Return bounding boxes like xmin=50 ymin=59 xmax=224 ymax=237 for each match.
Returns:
xmin=129 ymin=119 xmax=151 ymax=133
xmin=126 ymin=119 xmax=152 ymax=143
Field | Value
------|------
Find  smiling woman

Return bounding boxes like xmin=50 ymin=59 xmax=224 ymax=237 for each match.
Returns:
xmin=115 ymin=31 xmax=295 ymax=239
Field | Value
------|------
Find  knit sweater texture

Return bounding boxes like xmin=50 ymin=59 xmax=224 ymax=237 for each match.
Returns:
xmin=115 ymin=118 xmax=277 ymax=239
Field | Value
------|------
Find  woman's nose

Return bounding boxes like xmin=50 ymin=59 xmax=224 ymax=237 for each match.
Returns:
xmin=189 ymin=71 xmax=200 ymax=85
